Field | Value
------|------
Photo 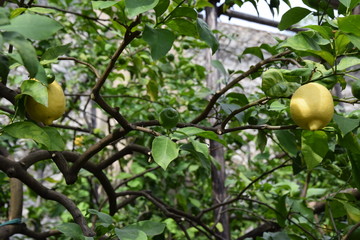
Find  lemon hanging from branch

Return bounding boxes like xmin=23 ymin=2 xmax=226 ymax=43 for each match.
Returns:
xmin=25 ymin=79 xmax=66 ymax=125
xmin=159 ymin=107 xmax=180 ymax=129
xmin=290 ymin=82 xmax=334 ymax=131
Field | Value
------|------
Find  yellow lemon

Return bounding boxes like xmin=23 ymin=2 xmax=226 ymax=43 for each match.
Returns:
xmin=25 ymin=80 xmax=66 ymax=125
xmin=290 ymin=82 xmax=334 ymax=131
xmin=74 ymin=136 xmax=84 ymax=146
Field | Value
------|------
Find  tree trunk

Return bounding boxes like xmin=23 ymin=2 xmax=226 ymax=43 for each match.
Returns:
xmin=205 ymin=2 xmax=231 ymax=239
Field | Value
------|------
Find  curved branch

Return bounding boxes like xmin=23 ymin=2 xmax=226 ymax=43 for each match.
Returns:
xmin=220 ymin=96 xmax=271 ymax=130
xmin=191 ymin=50 xmax=292 ymax=124
xmin=223 ymin=124 xmax=297 ymax=133
xmin=0 ymin=224 xmax=61 ymax=240
xmin=0 ymin=83 xmax=17 ymax=105
xmin=91 ymin=16 xmax=141 ymax=130
xmin=0 ymin=155 xmax=95 ymax=237
xmin=58 ymin=57 xmax=101 ymax=79
xmin=20 ymin=150 xmax=118 ymax=216
xmin=116 ymin=190 xmax=223 ymax=239
xmin=68 ymin=128 xmax=129 ymax=183
xmin=30 ymin=4 xmax=108 ymax=22
xmin=97 ymin=144 xmax=151 ymax=170
xmin=198 ymin=159 xmax=291 ymax=218
xmin=240 ymin=197 xmax=318 ymax=240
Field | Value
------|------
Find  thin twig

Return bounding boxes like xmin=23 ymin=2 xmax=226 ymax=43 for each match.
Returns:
xmin=31 ymin=4 xmax=109 ymax=22
xmin=58 ymin=57 xmax=101 ymax=79
xmin=191 ymin=50 xmax=292 ymax=124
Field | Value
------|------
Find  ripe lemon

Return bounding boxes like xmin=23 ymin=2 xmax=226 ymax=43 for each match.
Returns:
xmin=25 ymin=80 xmax=66 ymax=125
xmin=290 ymin=82 xmax=334 ymax=131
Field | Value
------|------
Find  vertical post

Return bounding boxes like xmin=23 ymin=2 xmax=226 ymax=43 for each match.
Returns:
xmin=205 ymin=2 xmax=230 ymax=239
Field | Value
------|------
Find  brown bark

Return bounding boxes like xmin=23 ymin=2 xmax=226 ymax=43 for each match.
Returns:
xmin=205 ymin=1 xmax=231 ymax=239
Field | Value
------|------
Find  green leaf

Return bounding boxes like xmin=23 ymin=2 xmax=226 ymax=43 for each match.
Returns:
xmin=34 ymin=64 xmax=47 ymax=84
xmin=0 ymin=14 xmax=62 ymax=41
xmin=343 ymin=202 xmax=360 ymax=223
xmin=275 ymin=195 xmax=287 ymax=227
xmin=256 ymin=130 xmax=267 ymax=152
xmin=326 ymin=199 xmax=347 ymax=218
xmin=338 ymin=15 xmax=360 ymax=37
xmin=278 ymin=7 xmax=311 ymax=31
xmin=180 ymin=143 xmax=211 ymax=173
xmin=143 ymin=25 xmax=175 ymax=60
xmin=92 ymin=1 xmax=118 ymax=9
xmin=287 ymin=197 xmax=314 ymax=221
xmin=304 ymin=25 xmax=332 ymax=40
xmin=42 ymin=127 xmax=65 ymax=152
xmin=20 ymin=79 xmax=48 ymax=107
xmin=146 ymin=79 xmax=158 ymax=101
xmin=195 ymin=0 xmax=213 ymax=8
xmin=88 ymin=209 xmax=113 ymax=224
xmin=211 ymin=60 xmax=227 ymax=77
xmin=172 ymin=127 xmax=205 ymax=140
xmin=40 ymin=44 xmax=71 ymax=64
xmin=170 ymin=7 xmax=197 ymax=19
xmin=340 ymin=132 xmax=360 ymax=154
xmin=348 ymin=151 xmax=360 ymax=192
xmin=125 ymin=0 xmax=159 ymax=18
xmin=275 ymin=131 xmax=298 ymax=157
xmin=261 ymin=69 xmax=300 ymax=97
xmin=151 ymin=136 xmax=179 ymax=170
xmin=154 ymin=0 xmax=169 ymax=17
xmin=342 ymin=133 xmax=360 ymax=191
xmin=335 ymin=33 xmax=351 ymax=56
xmin=280 ymin=32 xmax=335 ymax=65
xmin=337 ymin=57 xmax=360 ymax=70
xmin=173 ymin=127 xmax=226 ymax=145
xmin=196 ymin=18 xmax=219 ymax=54
xmin=57 ymin=223 xmax=84 ymax=240
xmin=263 ymin=232 xmax=290 ymax=240
xmin=301 ymin=130 xmax=328 ymax=170
xmin=306 ymin=188 xmax=327 ymax=197
xmin=339 ymin=0 xmax=360 ymax=10
xmin=115 ymin=228 xmax=147 ymax=240
xmin=333 ymin=114 xmax=360 ymax=136
xmin=269 ymin=101 xmax=287 ymax=112
xmin=0 ymin=8 xmax=10 ymax=26
xmin=190 ymin=139 xmax=210 ymax=160
xmin=10 ymin=8 xmax=26 ymax=18
xmin=126 ymin=220 xmax=166 ymax=236
xmin=348 ymin=33 xmax=360 ymax=49
xmin=3 ymin=121 xmax=65 ymax=151
xmin=241 ymin=46 xmax=264 ymax=60
xmin=27 ymin=7 xmax=57 ymax=14
xmin=166 ymin=19 xmax=198 ymax=37
xmin=2 ymin=32 xmax=39 ymax=78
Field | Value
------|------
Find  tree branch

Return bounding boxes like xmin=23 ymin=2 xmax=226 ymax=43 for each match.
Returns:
xmin=191 ymin=50 xmax=292 ymax=124
xmin=0 ymin=83 xmax=17 ymax=105
xmin=0 ymin=155 xmax=95 ymax=237
xmin=68 ymin=128 xmax=129 ymax=183
xmin=91 ymin=16 xmax=141 ymax=130
xmin=220 ymin=97 xmax=271 ymax=130
xmin=198 ymin=159 xmax=291 ymax=218
xmin=58 ymin=57 xmax=101 ymax=79
xmin=30 ymin=4 xmax=108 ymax=22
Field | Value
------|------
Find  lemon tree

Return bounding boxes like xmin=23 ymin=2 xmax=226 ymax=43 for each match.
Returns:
xmin=3 ymin=1 xmax=360 ymax=240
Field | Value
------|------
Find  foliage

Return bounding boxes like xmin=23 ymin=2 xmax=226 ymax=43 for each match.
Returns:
xmin=1 ymin=0 xmax=360 ymax=240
